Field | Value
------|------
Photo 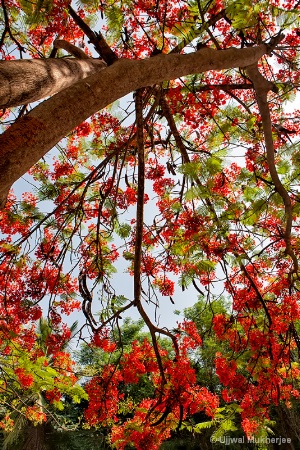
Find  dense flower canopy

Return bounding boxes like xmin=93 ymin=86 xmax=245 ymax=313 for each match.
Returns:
xmin=1 ymin=0 xmax=300 ymax=447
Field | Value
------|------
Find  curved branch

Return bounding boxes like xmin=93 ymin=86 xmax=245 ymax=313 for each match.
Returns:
xmin=78 ymin=271 xmax=97 ymax=328
xmin=246 ymin=63 xmax=298 ymax=273
xmin=0 ymin=44 xmax=267 ymax=207
xmin=134 ymin=90 xmax=172 ymax=378
xmin=54 ymin=39 xmax=91 ymax=59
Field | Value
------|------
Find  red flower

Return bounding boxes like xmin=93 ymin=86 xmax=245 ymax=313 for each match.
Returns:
xmin=15 ymin=368 xmax=34 ymax=388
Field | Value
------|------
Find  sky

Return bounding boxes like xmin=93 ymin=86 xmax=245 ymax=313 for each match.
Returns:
xmin=9 ymin=86 xmax=299 ymax=341
xmin=5 ymin=10 xmax=300 ymax=345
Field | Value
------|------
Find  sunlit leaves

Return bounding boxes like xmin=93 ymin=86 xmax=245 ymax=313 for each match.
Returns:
xmin=226 ymin=0 xmax=264 ymax=30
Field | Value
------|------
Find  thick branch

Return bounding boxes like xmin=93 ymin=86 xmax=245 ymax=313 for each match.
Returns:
xmin=0 ymin=44 xmax=267 ymax=207
xmin=0 ymin=58 xmax=106 ymax=108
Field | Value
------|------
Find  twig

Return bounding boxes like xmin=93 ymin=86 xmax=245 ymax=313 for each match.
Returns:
xmin=78 ymin=272 xmax=97 ymax=328
xmin=0 ymin=0 xmax=26 ymax=54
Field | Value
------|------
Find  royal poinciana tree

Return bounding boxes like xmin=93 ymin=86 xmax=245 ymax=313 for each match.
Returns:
xmin=1 ymin=0 xmax=300 ymax=448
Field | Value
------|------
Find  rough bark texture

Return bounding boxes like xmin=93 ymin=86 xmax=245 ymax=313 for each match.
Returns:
xmin=22 ymin=423 xmax=49 ymax=450
xmin=0 ymin=45 xmax=267 ymax=207
xmin=0 ymin=58 xmax=106 ymax=108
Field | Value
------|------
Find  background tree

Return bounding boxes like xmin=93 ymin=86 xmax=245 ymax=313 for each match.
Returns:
xmin=0 ymin=317 xmax=87 ymax=450
xmin=1 ymin=0 xmax=300 ymax=448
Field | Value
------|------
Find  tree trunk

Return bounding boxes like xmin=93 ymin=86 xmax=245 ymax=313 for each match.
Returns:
xmin=0 ymin=45 xmax=267 ymax=207
xmin=22 ymin=423 xmax=49 ymax=450
xmin=271 ymin=404 xmax=299 ymax=450
xmin=0 ymin=58 xmax=106 ymax=108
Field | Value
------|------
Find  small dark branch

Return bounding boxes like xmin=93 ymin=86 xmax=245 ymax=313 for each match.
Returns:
xmin=150 ymin=405 xmax=171 ymax=426
xmin=223 ymin=89 xmax=252 ymax=115
xmin=289 ymin=323 xmax=300 ymax=357
xmin=192 ymin=279 xmax=204 ymax=296
xmin=206 ymin=27 xmax=221 ymax=50
xmin=0 ymin=25 xmax=7 ymax=51
xmin=160 ymin=97 xmax=189 ymax=163
xmin=68 ymin=5 xmax=118 ymax=65
xmin=161 ymin=96 xmax=220 ymax=220
xmin=78 ymin=271 xmax=97 ymax=329
xmin=177 ymin=404 xmax=184 ymax=431
xmin=136 ymin=299 xmax=179 ymax=387
xmin=273 ymin=123 xmax=296 ymax=144
xmin=137 ymin=302 xmax=166 ymax=384
xmin=17 ymin=104 xmax=28 ymax=118
xmin=246 ymin=63 xmax=298 ymax=274
xmin=97 ymin=300 xmax=136 ymax=328
xmin=240 ymin=262 xmax=272 ymax=325
xmin=255 ymin=173 xmax=274 ymax=187
xmin=130 ymin=12 xmax=159 ymax=52
xmin=134 ymin=88 xmax=145 ymax=307
xmin=192 ymin=83 xmax=253 ymax=92
xmin=271 ymin=50 xmax=298 ymax=70
xmin=171 ymin=9 xmax=226 ymax=53
xmin=54 ymin=39 xmax=91 ymax=59
xmin=151 ymin=329 xmax=166 ymax=385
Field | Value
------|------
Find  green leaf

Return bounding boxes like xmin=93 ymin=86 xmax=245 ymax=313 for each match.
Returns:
xmin=116 ymin=223 xmax=131 ymax=238
xmin=123 ymin=251 xmax=135 ymax=260
xmin=206 ymin=156 xmax=222 ymax=174
xmin=277 ymin=159 xmax=290 ymax=174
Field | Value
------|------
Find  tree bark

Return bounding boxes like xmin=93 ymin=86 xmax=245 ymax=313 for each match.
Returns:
xmin=0 ymin=58 xmax=106 ymax=108
xmin=21 ymin=423 xmax=49 ymax=450
xmin=0 ymin=45 xmax=267 ymax=207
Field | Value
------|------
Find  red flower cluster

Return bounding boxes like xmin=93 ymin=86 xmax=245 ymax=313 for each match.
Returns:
xmin=14 ymin=368 xmax=34 ymax=388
